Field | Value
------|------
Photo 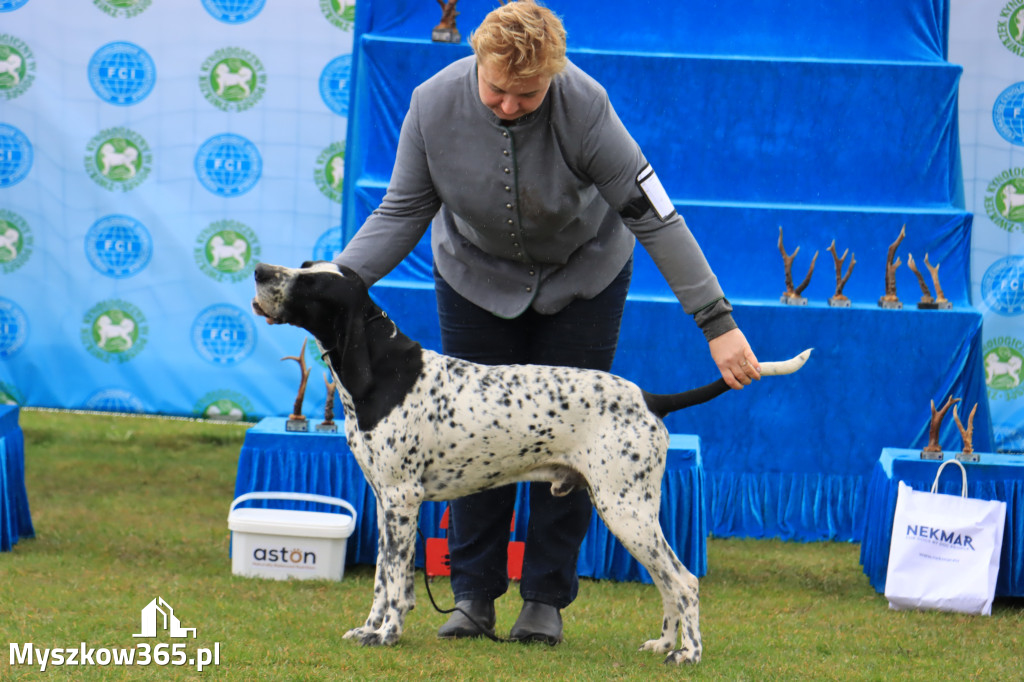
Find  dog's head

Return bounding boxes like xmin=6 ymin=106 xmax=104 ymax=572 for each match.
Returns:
xmin=253 ymin=261 xmax=368 ymax=337
xmin=253 ymin=261 xmax=386 ymax=399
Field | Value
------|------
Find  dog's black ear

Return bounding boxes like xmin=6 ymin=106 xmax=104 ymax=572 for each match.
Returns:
xmin=334 ymin=303 xmax=374 ymax=400
xmin=300 ymin=260 xmax=315 ymax=268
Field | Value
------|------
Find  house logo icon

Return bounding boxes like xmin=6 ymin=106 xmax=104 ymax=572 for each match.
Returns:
xmin=133 ymin=597 xmax=197 ymax=638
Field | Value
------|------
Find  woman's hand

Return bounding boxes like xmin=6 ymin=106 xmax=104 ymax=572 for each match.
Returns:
xmin=708 ymin=328 xmax=760 ymax=389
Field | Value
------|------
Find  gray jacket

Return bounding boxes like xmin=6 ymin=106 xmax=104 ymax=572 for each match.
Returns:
xmin=335 ymin=56 xmax=735 ymax=339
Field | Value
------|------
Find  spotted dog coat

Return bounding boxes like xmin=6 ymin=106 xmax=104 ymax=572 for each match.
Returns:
xmin=253 ymin=261 xmax=747 ymax=665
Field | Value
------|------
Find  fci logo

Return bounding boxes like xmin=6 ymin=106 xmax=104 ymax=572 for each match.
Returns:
xmin=190 ymin=304 xmax=257 ymax=366
xmin=85 ymin=215 xmax=153 ymax=279
xmin=194 ymin=134 xmax=262 ymax=196
xmin=88 ymin=42 xmax=156 ymax=105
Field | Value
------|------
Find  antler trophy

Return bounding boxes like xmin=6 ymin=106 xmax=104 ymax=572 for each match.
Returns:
xmin=283 ymin=339 xmax=311 ymax=432
xmin=827 ymin=239 xmax=855 ymax=308
xmin=878 ymin=224 xmax=905 ymax=309
xmin=907 ymin=253 xmax=952 ymax=310
xmin=920 ymin=396 xmax=960 ymax=460
xmin=953 ymin=403 xmax=979 ymax=463
xmin=778 ymin=227 xmax=818 ymax=305
xmin=317 ymin=372 xmax=339 ymax=433
xmin=432 ymin=0 xmax=461 ymax=42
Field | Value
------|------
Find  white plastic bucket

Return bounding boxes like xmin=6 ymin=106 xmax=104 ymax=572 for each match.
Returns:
xmin=228 ymin=492 xmax=358 ymax=581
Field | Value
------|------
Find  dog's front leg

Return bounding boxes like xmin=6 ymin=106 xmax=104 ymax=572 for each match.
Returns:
xmin=351 ymin=493 xmax=421 ymax=647
xmin=343 ymin=498 xmax=390 ymax=642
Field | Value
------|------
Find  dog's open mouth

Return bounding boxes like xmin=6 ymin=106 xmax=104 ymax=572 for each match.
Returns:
xmin=251 ymin=298 xmax=280 ymax=324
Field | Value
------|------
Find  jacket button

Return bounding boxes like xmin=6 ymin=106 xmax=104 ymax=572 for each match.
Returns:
xmin=506 ymin=203 xmax=513 ymax=209
xmin=503 ymin=168 xmax=510 ymax=174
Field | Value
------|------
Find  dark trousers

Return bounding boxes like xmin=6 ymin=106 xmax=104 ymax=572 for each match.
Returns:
xmin=433 ymin=260 xmax=632 ymax=609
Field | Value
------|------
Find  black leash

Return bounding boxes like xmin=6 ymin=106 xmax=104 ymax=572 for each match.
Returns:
xmin=417 ymin=527 xmax=510 ymax=644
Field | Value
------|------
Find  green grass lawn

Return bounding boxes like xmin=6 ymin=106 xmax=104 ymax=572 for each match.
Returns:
xmin=2 ymin=409 xmax=1022 ymax=681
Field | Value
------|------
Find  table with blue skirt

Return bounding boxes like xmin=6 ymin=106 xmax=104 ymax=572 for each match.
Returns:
xmin=1 ymin=405 xmax=34 ymax=552
xmin=859 ymin=448 xmax=1024 ymax=597
xmin=233 ymin=418 xmax=707 ymax=582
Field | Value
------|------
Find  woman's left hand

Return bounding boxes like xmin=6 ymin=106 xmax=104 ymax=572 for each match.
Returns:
xmin=708 ymin=327 xmax=760 ymax=389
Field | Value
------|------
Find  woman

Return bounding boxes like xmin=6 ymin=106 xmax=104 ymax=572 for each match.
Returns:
xmin=333 ymin=0 xmax=760 ymax=645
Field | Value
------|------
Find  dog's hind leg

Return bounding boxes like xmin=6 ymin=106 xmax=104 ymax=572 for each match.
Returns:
xmin=588 ymin=480 xmax=702 ymax=665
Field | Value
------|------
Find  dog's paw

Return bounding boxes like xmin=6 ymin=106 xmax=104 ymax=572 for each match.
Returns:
xmin=663 ymin=647 xmax=701 ymax=665
xmin=353 ymin=627 xmax=400 ymax=648
xmin=357 ymin=631 xmax=385 ymax=647
xmin=343 ymin=626 xmax=374 ymax=641
xmin=638 ymin=638 xmax=673 ymax=654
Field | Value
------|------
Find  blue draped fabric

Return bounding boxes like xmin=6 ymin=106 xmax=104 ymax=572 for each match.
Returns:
xmin=707 ymin=472 xmax=868 ymax=543
xmin=350 ymin=1 xmax=950 ymax=62
xmin=233 ymin=419 xmax=707 ymax=581
xmin=337 ymin=1 xmax=986 ymax=542
xmin=0 ymin=406 xmax=34 ymax=552
xmin=360 ymin=284 xmax=991 ymax=543
xmin=859 ymin=449 xmax=1024 ymax=597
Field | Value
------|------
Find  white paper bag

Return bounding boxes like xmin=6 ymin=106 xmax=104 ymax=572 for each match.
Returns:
xmin=884 ymin=459 xmax=1006 ymax=615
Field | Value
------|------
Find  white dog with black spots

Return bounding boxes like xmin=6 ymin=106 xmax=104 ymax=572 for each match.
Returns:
xmin=252 ymin=260 xmax=810 ymax=665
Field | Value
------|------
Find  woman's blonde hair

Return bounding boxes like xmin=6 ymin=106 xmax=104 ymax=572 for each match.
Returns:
xmin=470 ymin=1 xmax=567 ymax=82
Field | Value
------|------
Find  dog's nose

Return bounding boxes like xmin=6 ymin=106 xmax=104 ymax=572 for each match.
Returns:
xmin=254 ymin=262 xmax=273 ymax=283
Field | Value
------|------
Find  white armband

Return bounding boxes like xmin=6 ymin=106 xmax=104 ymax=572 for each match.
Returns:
xmin=636 ymin=164 xmax=676 ymax=221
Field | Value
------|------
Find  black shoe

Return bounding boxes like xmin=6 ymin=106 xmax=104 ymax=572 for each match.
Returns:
xmin=437 ymin=599 xmax=496 ymax=639
xmin=508 ymin=600 xmax=563 ymax=645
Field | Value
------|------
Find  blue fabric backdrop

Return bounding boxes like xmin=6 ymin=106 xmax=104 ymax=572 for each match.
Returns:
xmin=0 ymin=0 xmax=995 ymax=542
xmin=340 ymin=0 xmax=993 ymax=541
xmin=949 ymin=0 xmax=1024 ymax=453
xmin=0 ymin=1 xmax=358 ymax=419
